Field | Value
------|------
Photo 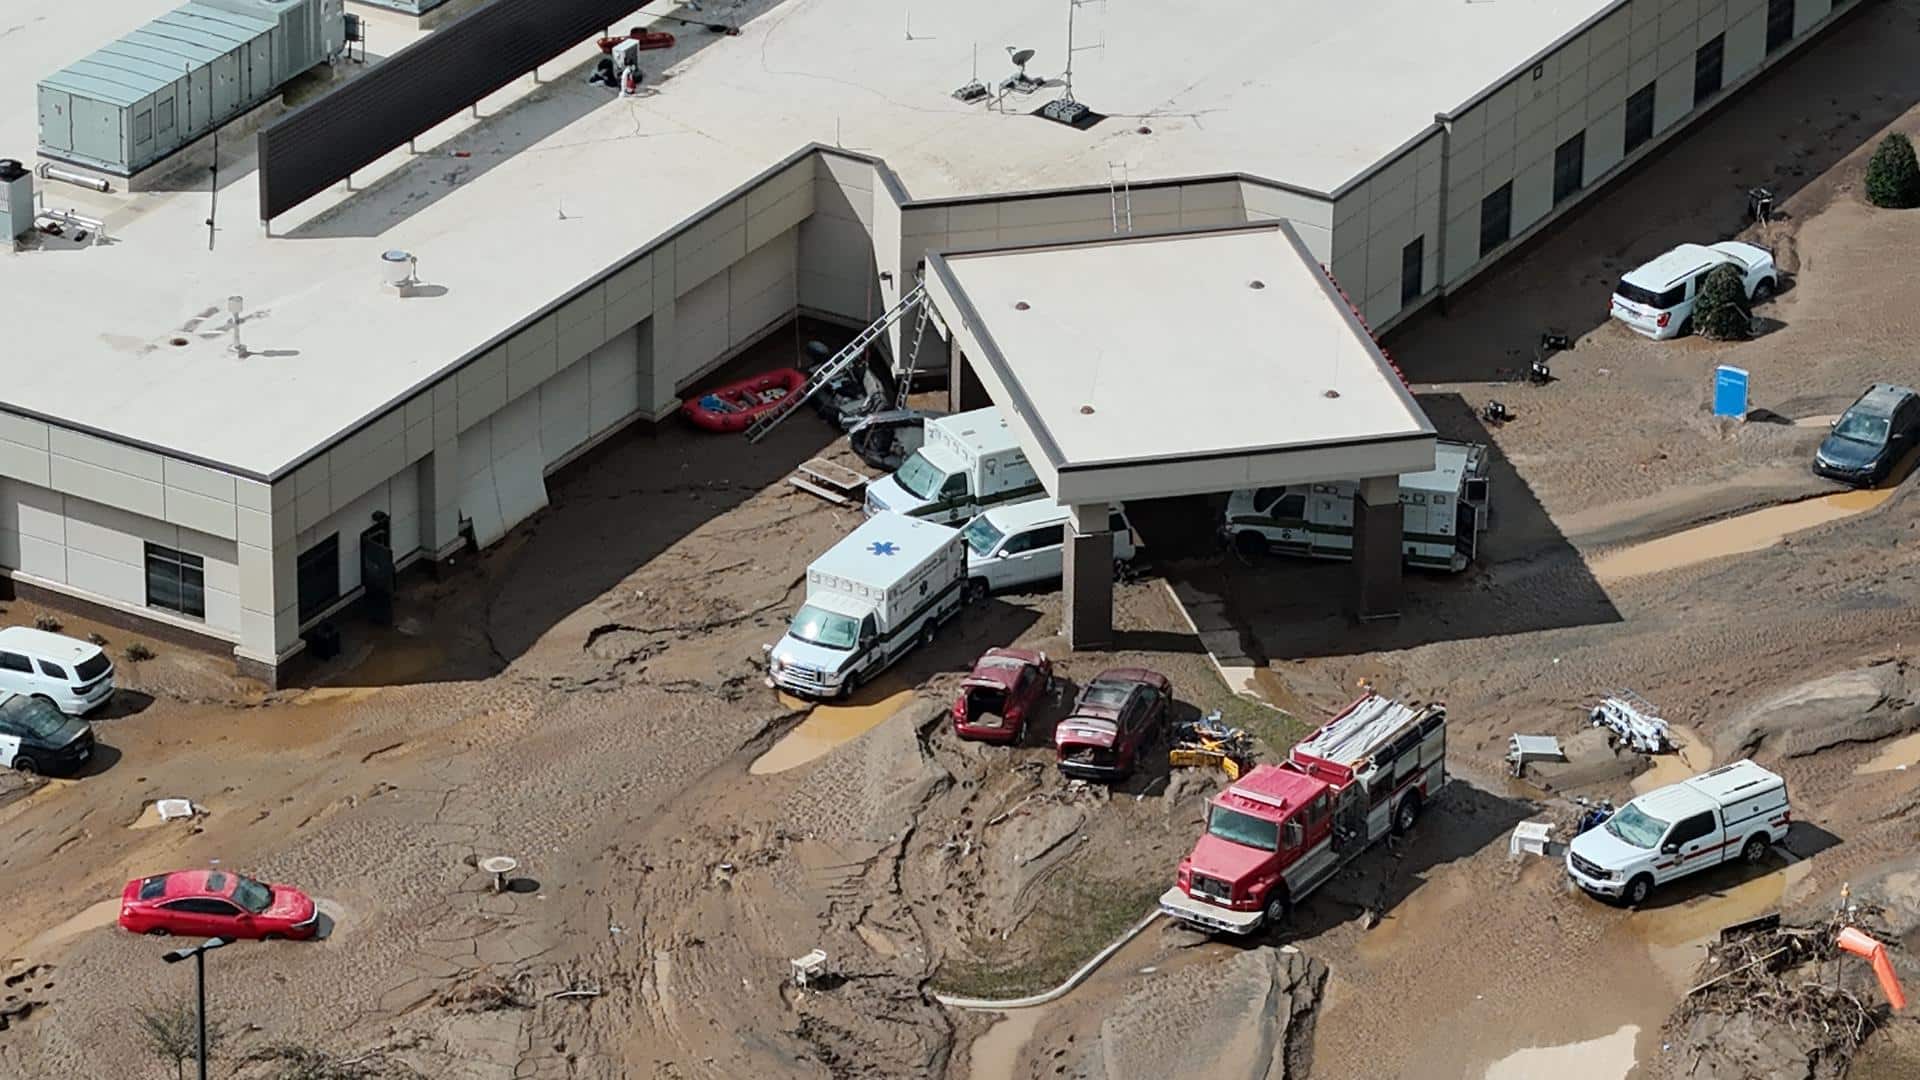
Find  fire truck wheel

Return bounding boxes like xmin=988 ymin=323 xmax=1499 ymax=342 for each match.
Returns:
xmin=1623 ymin=875 xmax=1653 ymax=907
xmin=1392 ymin=794 xmax=1420 ymax=835
xmin=1263 ymin=892 xmax=1289 ymax=926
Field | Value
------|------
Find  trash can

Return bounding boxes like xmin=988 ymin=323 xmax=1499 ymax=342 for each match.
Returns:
xmin=304 ymin=621 xmax=341 ymax=661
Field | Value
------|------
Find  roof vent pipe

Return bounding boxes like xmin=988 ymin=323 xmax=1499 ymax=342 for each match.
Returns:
xmin=36 ymin=162 xmax=111 ymax=193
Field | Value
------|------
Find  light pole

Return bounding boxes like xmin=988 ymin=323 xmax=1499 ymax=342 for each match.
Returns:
xmin=161 ymin=937 xmax=231 ymax=1080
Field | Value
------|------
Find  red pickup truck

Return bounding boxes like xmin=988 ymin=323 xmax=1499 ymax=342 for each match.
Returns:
xmin=1159 ymin=694 xmax=1447 ymax=934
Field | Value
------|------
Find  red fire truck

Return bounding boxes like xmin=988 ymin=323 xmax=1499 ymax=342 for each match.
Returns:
xmin=1159 ymin=693 xmax=1448 ymax=934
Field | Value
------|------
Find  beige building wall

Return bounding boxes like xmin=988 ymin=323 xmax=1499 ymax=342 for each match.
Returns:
xmin=1341 ymin=0 xmax=1852 ymax=331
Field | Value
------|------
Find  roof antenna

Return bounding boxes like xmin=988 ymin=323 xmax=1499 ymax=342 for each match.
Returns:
xmin=953 ymin=43 xmax=987 ymax=102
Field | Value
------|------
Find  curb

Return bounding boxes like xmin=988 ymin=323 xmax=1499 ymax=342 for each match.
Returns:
xmin=931 ymin=910 xmax=1163 ymax=1011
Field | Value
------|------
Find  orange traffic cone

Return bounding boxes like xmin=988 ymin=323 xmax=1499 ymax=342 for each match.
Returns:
xmin=1837 ymin=926 xmax=1907 ymax=1011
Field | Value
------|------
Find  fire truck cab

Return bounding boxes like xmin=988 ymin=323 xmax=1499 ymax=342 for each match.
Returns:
xmin=1160 ymin=694 xmax=1447 ymax=935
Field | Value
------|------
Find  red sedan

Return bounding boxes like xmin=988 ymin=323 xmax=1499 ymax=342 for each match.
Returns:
xmin=118 ymin=869 xmax=320 ymax=941
xmin=952 ymin=648 xmax=1053 ymax=744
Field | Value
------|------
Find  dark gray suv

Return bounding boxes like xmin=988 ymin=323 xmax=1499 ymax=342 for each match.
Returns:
xmin=1815 ymin=384 xmax=1920 ymax=487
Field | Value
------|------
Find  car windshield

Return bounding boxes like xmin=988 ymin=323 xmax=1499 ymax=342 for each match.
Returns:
xmin=232 ymin=876 xmax=273 ymax=914
xmin=0 ymin=696 xmax=74 ymax=741
xmin=1833 ymin=412 xmax=1890 ymax=445
xmin=1208 ymin=806 xmax=1280 ymax=851
xmin=961 ymin=516 xmax=1005 ymax=556
xmin=893 ymin=452 xmax=950 ymax=501
xmin=1604 ymin=803 xmax=1669 ymax=849
xmin=788 ymin=605 xmax=859 ymax=650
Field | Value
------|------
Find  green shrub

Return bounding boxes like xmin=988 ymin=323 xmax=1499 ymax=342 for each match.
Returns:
xmin=1694 ymin=263 xmax=1752 ymax=341
xmin=1865 ymin=132 xmax=1920 ymax=209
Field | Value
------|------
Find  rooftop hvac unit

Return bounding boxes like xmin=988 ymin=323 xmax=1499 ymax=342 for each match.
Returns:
xmin=35 ymin=0 xmax=343 ymax=177
xmin=1 ymin=159 xmax=33 ymax=243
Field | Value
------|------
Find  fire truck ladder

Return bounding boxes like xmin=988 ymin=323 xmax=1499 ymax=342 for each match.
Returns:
xmin=745 ymin=283 xmax=926 ymax=444
xmin=1300 ymin=695 xmax=1424 ymax=766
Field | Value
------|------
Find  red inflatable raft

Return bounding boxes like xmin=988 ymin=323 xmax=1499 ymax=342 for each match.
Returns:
xmin=681 ymin=368 xmax=807 ymax=433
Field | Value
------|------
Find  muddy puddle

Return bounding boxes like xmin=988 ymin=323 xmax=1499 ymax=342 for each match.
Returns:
xmin=1591 ymin=487 xmax=1895 ymax=582
xmin=1856 ymin=730 xmax=1920 ymax=774
xmin=749 ymin=688 xmax=917 ymax=775
xmin=1631 ymin=724 xmax=1710 ymax=796
xmin=1483 ymin=1024 xmax=1639 ymax=1080
xmin=17 ymin=899 xmax=119 ymax=957
xmin=968 ymin=1004 xmax=1052 ymax=1080
xmin=1637 ymin=861 xmax=1813 ymax=989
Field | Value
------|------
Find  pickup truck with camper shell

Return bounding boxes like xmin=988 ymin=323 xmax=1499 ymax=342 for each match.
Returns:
xmin=1566 ymin=759 xmax=1790 ymax=907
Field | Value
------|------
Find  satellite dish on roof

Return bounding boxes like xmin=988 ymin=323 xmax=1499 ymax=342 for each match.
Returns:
xmin=1007 ymin=47 xmax=1035 ymax=78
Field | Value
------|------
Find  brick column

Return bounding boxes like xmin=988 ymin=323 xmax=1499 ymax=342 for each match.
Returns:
xmin=1352 ymin=475 xmax=1402 ymax=621
xmin=1063 ymin=502 xmax=1114 ymax=650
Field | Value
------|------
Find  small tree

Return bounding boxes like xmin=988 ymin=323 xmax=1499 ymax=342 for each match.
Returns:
xmin=136 ymin=998 xmax=225 ymax=1080
xmin=1865 ymin=132 xmax=1920 ymax=209
xmin=1693 ymin=263 xmax=1752 ymax=341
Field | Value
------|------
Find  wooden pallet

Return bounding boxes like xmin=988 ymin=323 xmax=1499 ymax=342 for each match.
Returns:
xmin=789 ymin=458 xmax=871 ymax=506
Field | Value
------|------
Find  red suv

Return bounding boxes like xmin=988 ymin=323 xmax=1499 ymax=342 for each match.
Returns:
xmin=952 ymin=648 xmax=1054 ymax=744
xmin=1054 ymin=668 xmax=1173 ymax=781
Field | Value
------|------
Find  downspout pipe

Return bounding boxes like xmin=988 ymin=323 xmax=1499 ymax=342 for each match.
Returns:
xmin=1433 ymin=111 xmax=1453 ymax=316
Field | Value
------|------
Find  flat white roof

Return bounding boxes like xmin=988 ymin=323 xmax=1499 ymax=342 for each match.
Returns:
xmin=929 ymin=225 xmax=1434 ymax=502
xmin=1 ymin=0 xmax=1612 ymax=476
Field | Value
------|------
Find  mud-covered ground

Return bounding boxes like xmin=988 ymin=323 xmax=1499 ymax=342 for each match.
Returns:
xmin=7 ymin=3 xmax=1920 ymax=1078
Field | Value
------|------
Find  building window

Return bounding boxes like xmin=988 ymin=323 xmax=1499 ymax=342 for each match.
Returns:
xmin=145 ymin=544 xmax=206 ymax=619
xmin=1694 ymin=36 xmax=1725 ymax=107
xmin=1553 ymin=132 xmax=1586 ymax=206
xmin=1766 ymin=0 xmax=1795 ymax=55
xmin=1400 ymin=235 xmax=1425 ymax=306
xmin=1478 ymin=182 xmax=1512 ymax=259
xmin=1624 ymin=82 xmax=1656 ymax=155
xmin=134 ymin=110 xmax=153 ymax=144
xmin=297 ymin=534 xmax=341 ymax=623
xmin=157 ymin=99 xmax=175 ymax=135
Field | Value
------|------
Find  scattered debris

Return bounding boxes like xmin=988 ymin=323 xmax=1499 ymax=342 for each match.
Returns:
xmin=1590 ymin=692 xmax=1675 ymax=754
xmin=791 ymin=949 xmax=830 ymax=989
xmin=1505 ymin=733 xmax=1566 ymax=777
xmin=153 ymin=799 xmax=196 ymax=822
xmin=32 ymin=614 xmax=61 ymax=632
xmin=125 ymin=642 xmax=155 ymax=662
xmin=1508 ymin=821 xmax=1552 ymax=858
xmin=1169 ymin=709 xmax=1255 ymax=779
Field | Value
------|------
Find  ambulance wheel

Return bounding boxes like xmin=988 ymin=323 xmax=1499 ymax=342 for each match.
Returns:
xmin=1234 ymin=532 xmax=1268 ymax=558
xmin=1263 ymin=891 xmax=1290 ymax=926
xmin=966 ymin=578 xmax=990 ymax=604
xmin=1623 ymin=874 xmax=1654 ymax=908
xmin=1741 ymin=835 xmax=1770 ymax=865
xmin=919 ymin=622 xmax=938 ymax=650
xmin=840 ymin=671 xmax=863 ymax=699
xmin=1392 ymin=793 xmax=1420 ymax=835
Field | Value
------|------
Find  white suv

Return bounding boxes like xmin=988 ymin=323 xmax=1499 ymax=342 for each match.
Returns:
xmin=0 ymin=626 xmax=117 ymax=715
xmin=1609 ymin=241 xmax=1777 ymax=340
xmin=961 ymin=501 xmax=1136 ymax=600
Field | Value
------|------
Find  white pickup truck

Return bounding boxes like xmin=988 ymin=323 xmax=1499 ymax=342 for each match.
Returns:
xmin=1566 ymin=760 xmax=1791 ymax=907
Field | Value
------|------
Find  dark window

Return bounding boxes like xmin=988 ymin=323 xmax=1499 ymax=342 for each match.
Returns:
xmin=162 ymin=898 xmax=239 ymax=915
xmin=297 ymin=534 xmax=341 ymax=623
xmin=37 ymin=660 xmax=67 ymax=680
xmin=939 ymin=472 xmax=969 ymax=500
xmin=1553 ymin=132 xmax=1586 ymax=206
xmin=1616 ymin=280 xmax=1687 ymax=309
xmin=1005 ymin=526 xmax=1065 ymax=555
xmin=1694 ymin=35 xmax=1724 ymax=107
xmin=145 ymin=543 xmax=206 ymax=619
xmin=1478 ymin=182 xmax=1513 ymax=258
xmin=1766 ymin=0 xmax=1795 ymax=54
xmin=1624 ymin=82 xmax=1656 ymax=155
xmin=0 ymin=651 xmax=32 ymax=674
xmin=1400 ymin=235 xmax=1425 ymax=306
xmin=138 ymin=875 xmax=171 ymax=901
xmin=1668 ymin=812 xmax=1717 ymax=846
xmin=75 ymin=654 xmax=110 ymax=682
xmin=858 ymin=614 xmax=877 ymax=643
xmin=1276 ymin=494 xmax=1307 ymax=519
xmin=205 ymin=871 xmax=228 ymax=892
xmin=1107 ymin=512 xmax=1127 ymax=534
xmin=1252 ymin=487 xmax=1289 ymax=512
